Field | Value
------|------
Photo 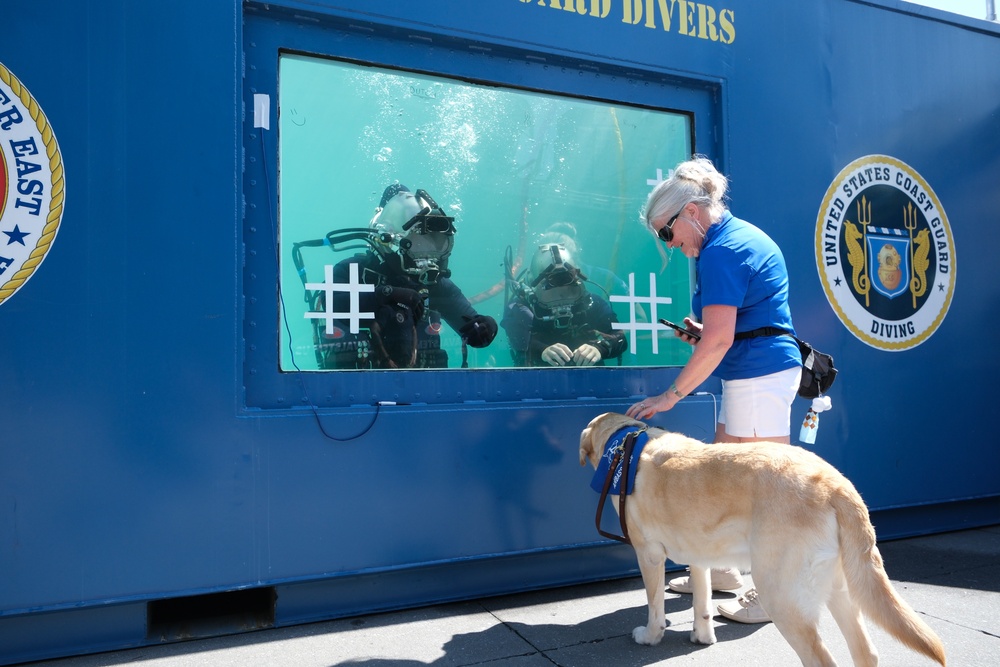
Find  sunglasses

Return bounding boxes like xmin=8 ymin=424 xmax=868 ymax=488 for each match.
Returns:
xmin=656 ymin=208 xmax=683 ymax=244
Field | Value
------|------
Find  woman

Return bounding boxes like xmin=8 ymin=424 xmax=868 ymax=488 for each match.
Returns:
xmin=625 ymin=156 xmax=801 ymax=625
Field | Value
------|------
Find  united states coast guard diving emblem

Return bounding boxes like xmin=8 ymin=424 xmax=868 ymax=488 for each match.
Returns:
xmin=816 ymin=155 xmax=955 ymax=351
xmin=0 ymin=62 xmax=65 ymax=307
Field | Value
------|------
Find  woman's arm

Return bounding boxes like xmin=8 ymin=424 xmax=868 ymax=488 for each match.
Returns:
xmin=626 ymin=304 xmax=736 ymax=419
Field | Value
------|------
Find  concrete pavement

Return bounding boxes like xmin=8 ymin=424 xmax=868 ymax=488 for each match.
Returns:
xmin=23 ymin=525 xmax=1000 ymax=666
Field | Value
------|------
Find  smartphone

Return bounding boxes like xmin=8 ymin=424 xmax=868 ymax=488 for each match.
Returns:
xmin=658 ymin=318 xmax=701 ymax=340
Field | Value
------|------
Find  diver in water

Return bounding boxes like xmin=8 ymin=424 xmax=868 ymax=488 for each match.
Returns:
xmin=315 ymin=184 xmax=497 ymax=369
xmin=501 ymin=243 xmax=627 ymax=367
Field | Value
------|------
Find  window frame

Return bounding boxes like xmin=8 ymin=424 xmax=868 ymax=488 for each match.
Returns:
xmin=242 ymin=5 xmax=723 ymax=410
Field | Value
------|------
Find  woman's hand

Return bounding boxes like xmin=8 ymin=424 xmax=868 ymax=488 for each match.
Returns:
xmin=625 ymin=392 xmax=678 ymax=420
xmin=679 ymin=317 xmax=704 ymax=345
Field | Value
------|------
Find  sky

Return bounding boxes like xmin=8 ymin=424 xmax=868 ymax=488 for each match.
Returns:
xmin=909 ymin=0 xmax=994 ymax=19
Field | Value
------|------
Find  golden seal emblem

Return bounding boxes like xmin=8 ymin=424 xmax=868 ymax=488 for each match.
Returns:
xmin=816 ymin=155 xmax=955 ymax=351
xmin=0 ymin=62 xmax=65 ymax=307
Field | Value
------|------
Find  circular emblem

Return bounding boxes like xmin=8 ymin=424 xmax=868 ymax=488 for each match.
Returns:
xmin=0 ymin=62 xmax=65 ymax=307
xmin=816 ymin=155 xmax=955 ymax=351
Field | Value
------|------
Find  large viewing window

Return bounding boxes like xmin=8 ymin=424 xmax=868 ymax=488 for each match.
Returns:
xmin=278 ymin=53 xmax=695 ymax=372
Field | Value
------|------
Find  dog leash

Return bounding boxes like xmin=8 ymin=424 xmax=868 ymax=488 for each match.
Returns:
xmin=594 ymin=427 xmax=645 ymax=545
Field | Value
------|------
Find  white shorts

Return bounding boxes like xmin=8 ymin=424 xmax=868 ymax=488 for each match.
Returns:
xmin=718 ymin=366 xmax=802 ymax=438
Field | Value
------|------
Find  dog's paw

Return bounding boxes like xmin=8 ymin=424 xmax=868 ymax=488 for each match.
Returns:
xmin=632 ymin=625 xmax=664 ymax=645
xmin=689 ymin=626 xmax=717 ymax=645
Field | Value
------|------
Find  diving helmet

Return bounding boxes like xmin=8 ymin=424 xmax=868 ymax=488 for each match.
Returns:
xmin=525 ymin=243 xmax=588 ymax=319
xmin=370 ymin=184 xmax=456 ymax=285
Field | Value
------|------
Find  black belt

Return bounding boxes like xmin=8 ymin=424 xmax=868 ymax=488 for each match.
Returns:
xmin=734 ymin=326 xmax=792 ymax=340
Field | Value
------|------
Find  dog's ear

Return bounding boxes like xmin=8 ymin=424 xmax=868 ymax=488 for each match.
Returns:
xmin=583 ymin=412 xmax=637 ymax=468
xmin=579 ymin=427 xmax=592 ymax=467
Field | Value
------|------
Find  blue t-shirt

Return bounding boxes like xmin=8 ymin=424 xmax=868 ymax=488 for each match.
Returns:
xmin=691 ymin=212 xmax=801 ymax=380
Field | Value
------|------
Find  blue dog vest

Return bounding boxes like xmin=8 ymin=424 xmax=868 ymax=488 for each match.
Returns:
xmin=590 ymin=426 xmax=649 ymax=496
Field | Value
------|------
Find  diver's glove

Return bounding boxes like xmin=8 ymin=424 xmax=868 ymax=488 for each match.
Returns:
xmin=377 ymin=285 xmax=425 ymax=321
xmin=459 ymin=314 xmax=498 ymax=348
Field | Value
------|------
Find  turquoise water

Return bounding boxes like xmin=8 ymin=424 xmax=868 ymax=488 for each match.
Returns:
xmin=278 ymin=53 xmax=693 ymax=371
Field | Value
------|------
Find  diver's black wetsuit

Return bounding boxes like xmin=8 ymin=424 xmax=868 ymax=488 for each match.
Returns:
xmin=317 ymin=251 xmax=484 ymax=369
xmin=501 ymin=293 xmax=627 ymax=367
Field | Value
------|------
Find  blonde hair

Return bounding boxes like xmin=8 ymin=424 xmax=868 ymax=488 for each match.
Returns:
xmin=642 ymin=155 xmax=729 ymax=230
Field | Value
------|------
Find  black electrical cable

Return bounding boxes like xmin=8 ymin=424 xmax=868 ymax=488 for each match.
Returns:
xmin=258 ymin=129 xmax=380 ymax=441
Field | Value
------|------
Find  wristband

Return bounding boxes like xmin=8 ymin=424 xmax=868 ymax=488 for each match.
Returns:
xmin=669 ymin=382 xmax=686 ymax=399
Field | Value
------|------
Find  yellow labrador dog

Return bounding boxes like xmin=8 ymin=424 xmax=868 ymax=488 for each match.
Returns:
xmin=579 ymin=412 xmax=946 ymax=667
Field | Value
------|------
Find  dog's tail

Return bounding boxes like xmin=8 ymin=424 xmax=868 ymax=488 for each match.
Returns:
xmin=832 ymin=487 xmax=947 ymax=666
